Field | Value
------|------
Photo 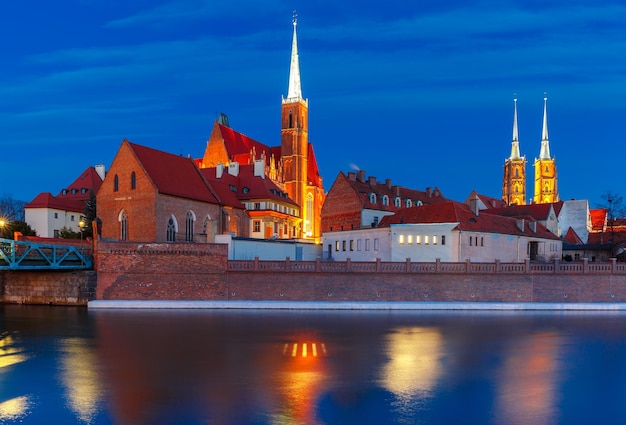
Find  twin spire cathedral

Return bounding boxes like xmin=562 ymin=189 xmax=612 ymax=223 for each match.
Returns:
xmin=502 ymin=96 xmax=558 ymax=205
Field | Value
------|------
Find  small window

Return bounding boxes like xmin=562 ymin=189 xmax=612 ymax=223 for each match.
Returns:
xmin=357 ymin=240 xmax=362 ymax=251
xmin=71 ymin=215 xmax=75 ymax=221
xmin=242 ymin=187 xmax=249 ymax=194
xmin=469 ymin=236 xmax=473 ymax=246
xmin=342 ymin=240 xmax=346 ymax=251
xmin=374 ymin=238 xmax=379 ymax=251
xmin=425 ymin=235 xmax=429 ymax=245
xmin=365 ymin=239 xmax=371 ymax=251
xmin=350 ymin=240 xmax=354 ymax=251
xmin=54 ymin=212 xmax=59 ymax=219
xmin=394 ymin=197 xmax=401 ymax=208
xmin=113 ymin=175 xmax=119 ymax=192
xmin=433 ymin=235 xmax=438 ymax=245
xmin=406 ymin=199 xmax=412 ymax=208
xmin=399 ymin=234 xmax=405 ymax=244
xmin=253 ymin=220 xmax=261 ymax=233
xmin=481 ymin=237 xmax=484 ymax=246
xmin=131 ymin=172 xmax=136 ymax=189
xmin=335 ymin=241 xmax=340 ymax=251
xmin=62 ymin=189 xmax=67 ymax=195
xmin=407 ymin=235 xmax=413 ymax=244
xmin=416 ymin=235 xmax=421 ymax=245
xmin=71 ymin=188 xmax=77 ymax=195
xmin=382 ymin=195 xmax=389 ymax=206
xmin=254 ymin=202 xmax=261 ymax=210
xmin=369 ymin=193 xmax=377 ymax=204
xmin=81 ymin=188 xmax=87 ymax=194
xmin=441 ymin=235 xmax=446 ymax=245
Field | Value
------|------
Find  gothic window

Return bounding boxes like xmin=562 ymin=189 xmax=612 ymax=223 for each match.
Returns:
xmin=185 ymin=211 xmax=195 ymax=242
xmin=394 ymin=197 xmax=401 ymax=208
xmin=131 ymin=172 xmax=136 ymax=189
xmin=406 ymin=199 xmax=412 ymax=208
xmin=167 ymin=215 xmax=177 ymax=242
xmin=369 ymin=193 xmax=376 ymax=204
xmin=119 ymin=210 xmax=128 ymax=241
xmin=289 ymin=110 xmax=293 ymax=128
xmin=382 ymin=195 xmax=389 ymax=206
xmin=515 ymin=168 xmax=519 ymax=177
xmin=113 ymin=175 xmax=119 ymax=192
xmin=545 ymin=165 xmax=549 ymax=173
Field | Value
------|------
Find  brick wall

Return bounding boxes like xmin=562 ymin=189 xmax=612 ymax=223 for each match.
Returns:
xmin=95 ymin=241 xmax=228 ymax=300
xmin=0 ymin=270 xmax=96 ymax=305
xmin=321 ymin=172 xmax=363 ymax=232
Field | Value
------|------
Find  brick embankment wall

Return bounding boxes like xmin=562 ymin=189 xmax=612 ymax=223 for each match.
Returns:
xmin=225 ymin=272 xmax=626 ymax=303
xmin=96 ymin=241 xmax=228 ymax=300
xmin=0 ymin=270 xmax=97 ymax=305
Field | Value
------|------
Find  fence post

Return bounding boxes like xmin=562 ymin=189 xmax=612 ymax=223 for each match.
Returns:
xmin=435 ymin=258 xmax=441 ymax=273
xmin=285 ymin=256 xmax=290 ymax=271
xmin=524 ymin=258 xmax=530 ymax=273
xmin=553 ymin=257 xmax=560 ymax=274
xmin=495 ymin=259 xmax=500 ymax=273
xmin=611 ymin=258 xmax=617 ymax=274
xmin=346 ymin=258 xmax=351 ymax=272
xmin=316 ymin=257 xmax=321 ymax=272
xmin=376 ymin=258 xmax=381 ymax=272
xmin=582 ymin=258 xmax=588 ymax=274
xmin=465 ymin=258 xmax=471 ymax=273
xmin=406 ymin=258 xmax=411 ymax=273
xmin=254 ymin=256 xmax=259 ymax=271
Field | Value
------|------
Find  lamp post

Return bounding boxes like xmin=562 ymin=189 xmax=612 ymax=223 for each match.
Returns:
xmin=78 ymin=219 xmax=85 ymax=241
xmin=0 ymin=219 xmax=6 ymax=239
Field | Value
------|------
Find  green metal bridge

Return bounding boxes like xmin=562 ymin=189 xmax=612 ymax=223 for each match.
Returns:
xmin=0 ymin=238 xmax=93 ymax=270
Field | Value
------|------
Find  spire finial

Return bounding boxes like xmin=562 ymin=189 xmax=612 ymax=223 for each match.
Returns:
xmin=510 ymin=95 xmax=521 ymax=159
xmin=539 ymin=94 xmax=551 ymax=159
xmin=286 ymin=11 xmax=303 ymax=101
xmin=292 ymin=10 xmax=297 ymax=26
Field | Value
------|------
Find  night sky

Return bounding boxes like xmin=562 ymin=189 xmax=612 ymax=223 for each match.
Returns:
xmin=1 ymin=1 xmax=625 ymax=208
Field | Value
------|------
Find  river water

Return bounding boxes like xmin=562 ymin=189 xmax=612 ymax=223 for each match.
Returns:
xmin=2 ymin=304 xmax=626 ymax=424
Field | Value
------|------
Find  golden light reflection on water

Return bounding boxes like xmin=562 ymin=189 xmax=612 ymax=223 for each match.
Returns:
xmin=379 ymin=327 xmax=443 ymax=398
xmin=0 ymin=333 xmax=29 ymax=370
xmin=493 ymin=332 xmax=563 ymax=425
xmin=58 ymin=338 xmax=104 ymax=424
xmin=0 ymin=396 xmax=32 ymax=421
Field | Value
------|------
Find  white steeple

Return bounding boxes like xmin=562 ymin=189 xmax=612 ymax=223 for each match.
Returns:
xmin=510 ymin=97 xmax=521 ymax=159
xmin=539 ymin=95 xmax=551 ymax=159
xmin=286 ymin=11 xmax=303 ymax=101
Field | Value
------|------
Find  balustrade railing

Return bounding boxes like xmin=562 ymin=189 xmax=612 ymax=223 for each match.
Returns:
xmin=227 ymin=257 xmax=626 ymax=275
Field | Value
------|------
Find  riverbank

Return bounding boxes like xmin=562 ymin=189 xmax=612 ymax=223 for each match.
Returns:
xmin=87 ymin=300 xmax=626 ymax=311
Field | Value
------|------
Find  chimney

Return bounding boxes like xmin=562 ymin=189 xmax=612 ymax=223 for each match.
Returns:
xmin=94 ymin=164 xmax=105 ymax=181
xmin=385 ymin=179 xmax=392 ymax=189
xmin=228 ymin=162 xmax=239 ymax=176
xmin=347 ymin=171 xmax=356 ymax=181
xmin=357 ymin=170 xmax=365 ymax=182
xmin=393 ymin=185 xmax=400 ymax=196
xmin=468 ymin=196 xmax=480 ymax=216
xmin=426 ymin=187 xmax=432 ymax=197
xmin=368 ymin=176 xmax=376 ymax=186
xmin=216 ymin=163 xmax=224 ymax=179
xmin=517 ymin=218 xmax=525 ymax=232
xmin=253 ymin=159 xmax=265 ymax=179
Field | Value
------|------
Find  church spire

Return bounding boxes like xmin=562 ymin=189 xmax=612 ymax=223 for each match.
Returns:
xmin=539 ymin=95 xmax=551 ymax=159
xmin=510 ymin=97 xmax=521 ymax=159
xmin=286 ymin=11 xmax=302 ymax=101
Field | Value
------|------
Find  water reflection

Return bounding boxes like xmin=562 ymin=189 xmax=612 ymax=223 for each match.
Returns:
xmin=0 ymin=395 xmax=33 ymax=421
xmin=58 ymin=338 xmax=105 ymax=424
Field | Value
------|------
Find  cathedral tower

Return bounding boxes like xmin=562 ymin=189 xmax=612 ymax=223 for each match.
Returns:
xmin=281 ymin=14 xmax=313 ymax=237
xmin=533 ymin=96 xmax=558 ymax=203
xmin=502 ymin=97 xmax=527 ymax=205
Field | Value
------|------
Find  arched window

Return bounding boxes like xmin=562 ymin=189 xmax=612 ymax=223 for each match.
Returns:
xmin=369 ymin=193 xmax=377 ymax=204
xmin=166 ymin=215 xmax=177 ymax=242
xmin=304 ymin=193 xmax=314 ymax=236
xmin=545 ymin=165 xmax=549 ymax=173
xmin=185 ymin=211 xmax=195 ymax=242
xmin=416 ymin=200 xmax=423 ymax=207
xmin=119 ymin=210 xmax=128 ymax=241
xmin=406 ymin=199 xmax=412 ymax=208
xmin=113 ymin=175 xmax=119 ymax=192
xmin=288 ymin=110 xmax=293 ymax=128
xmin=382 ymin=195 xmax=389 ymax=206
xmin=131 ymin=171 xmax=136 ymax=189
xmin=515 ymin=168 xmax=519 ymax=177
xmin=394 ymin=197 xmax=401 ymax=208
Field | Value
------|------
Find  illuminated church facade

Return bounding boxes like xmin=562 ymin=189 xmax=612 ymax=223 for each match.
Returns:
xmin=199 ymin=17 xmax=325 ymax=242
xmin=502 ymin=96 xmax=558 ymax=205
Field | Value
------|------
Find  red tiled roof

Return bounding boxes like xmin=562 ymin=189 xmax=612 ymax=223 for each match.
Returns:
xmin=25 ymin=166 xmax=103 ymax=213
xmin=128 ymin=141 xmax=219 ymax=203
xmin=379 ymin=201 xmax=560 ymax=240
xmin=307 ymin=143 xmax=322 ymax=188
xmin=201 ymin=164 xmax=298 ymax=208
xmin=563 ymin=227 xmax=584 ymax=245
xmin=482 ymin=203 xmax=554 ymax=221
xmin=218 ymin=124 xmax=274 ymax=164
xmin=465 ymin=191 xmax=507 ymax=209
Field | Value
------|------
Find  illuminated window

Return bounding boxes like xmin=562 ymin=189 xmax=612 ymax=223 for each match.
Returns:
xmin=407 ymin=235 xmax=413 ymax=244
xmin=416 ymin=235 xmax=421 ymax=245
xmin=399 ymin=234 xmax=405 ymax=244
xmin=425 ymin=235 xmax=430 ymax=245
xmin=335 ymin=241 xmax=340 ymax=251
xmin=253 ymin=220 xmax=260 ymax=232
xmin=433 ymin=235 xmax=438 ymax=245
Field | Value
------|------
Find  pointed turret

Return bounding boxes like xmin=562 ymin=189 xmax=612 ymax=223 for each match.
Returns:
xmin=286 ymin=13 xmax=302 ymax=101
xmin=510 ymin=97 xmax=521 ymax=159
xmin=539 ymin=96 xmax=550 ymax=159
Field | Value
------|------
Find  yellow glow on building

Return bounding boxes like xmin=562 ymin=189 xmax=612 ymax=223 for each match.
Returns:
xmin=379 ymin=327 xmax=443 ymax=398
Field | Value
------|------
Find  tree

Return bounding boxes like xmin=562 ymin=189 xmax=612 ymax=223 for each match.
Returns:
xmin=0 ymin=194 xmax=26 ymax=221
xmin=598 ymin=191 xmax=626 ymax=260
xmin=82 ymin=190 xmax=97 ymax=238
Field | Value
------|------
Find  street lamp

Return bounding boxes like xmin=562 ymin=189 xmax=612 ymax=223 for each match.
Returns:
xmin=0 ymin=218 xmax=6 ymax=239
xmin=78 ymin=219 xmax=85 ymax=241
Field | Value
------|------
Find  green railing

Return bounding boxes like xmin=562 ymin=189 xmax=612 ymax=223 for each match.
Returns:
xmin=0 ymin=238 xmax=92 ymax=270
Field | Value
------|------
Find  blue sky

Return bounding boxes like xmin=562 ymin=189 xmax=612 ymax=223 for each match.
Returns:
xmin=1 ymin=0 xmax=625 ymax=208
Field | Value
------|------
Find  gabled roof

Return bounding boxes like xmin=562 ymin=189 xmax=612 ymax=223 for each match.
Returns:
xmin=25 ymin=166 xmax=103 ymax=213
xmin=563 ymin=227 xmax=584 ymax=245
xmin=127 ymin=141 xmax=219 ymax=203
xmin=216 ymin=123 xmax=274 ymax=165
xmin=464 ymin=191 xmax=506 ymax=209
xmin=590 ymin=209 xmax=607 ymax=232
xmin=307 ymin=143 xmax=322 ymax=188
xmin=481 ymin=203 xmax=555 ymax=221
xmin=379 ymin=201 xmax=560 ymax=240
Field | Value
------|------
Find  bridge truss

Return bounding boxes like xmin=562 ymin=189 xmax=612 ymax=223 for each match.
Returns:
xmin=0 ymin=238 xmax=93 ymax=270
